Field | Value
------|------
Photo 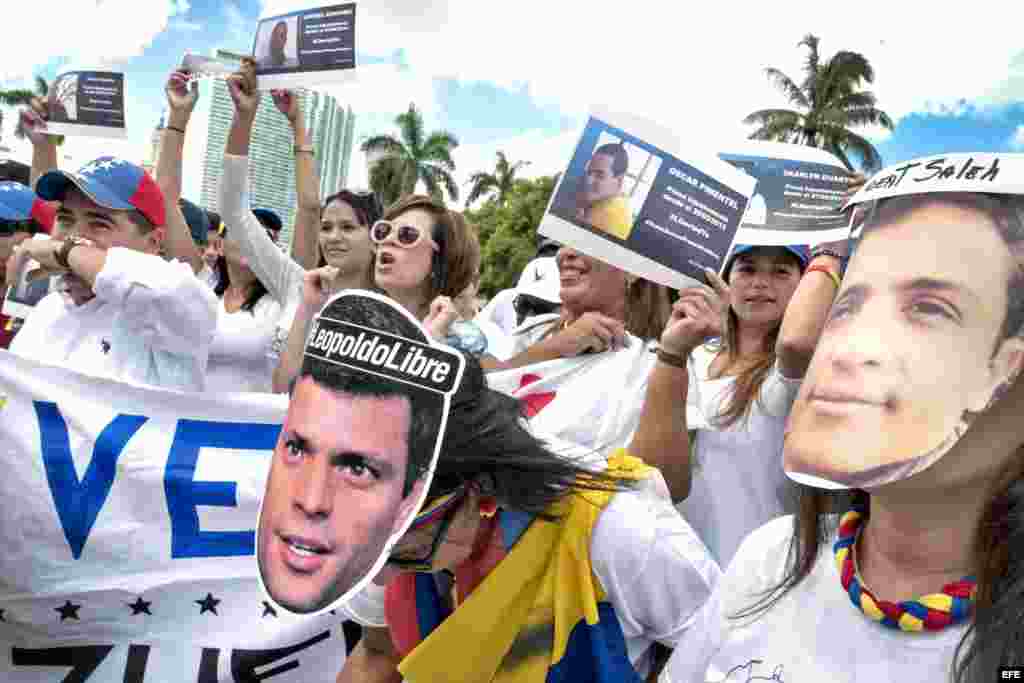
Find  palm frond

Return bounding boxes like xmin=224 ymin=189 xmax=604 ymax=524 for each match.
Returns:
xmin=798 ymin=34 xmax=821 ymax=102
xmin=419 ymin=166 xmax=442 ymax=202
xmin=360 ymin=134 xmax=407 ymax=158
xmin=824 ymin=139 xmax=854 ymax=173
xmin=0 ymin=89 xmax=37 ymax=106
xmin=763 ymin=68 xmax=809 ymax=109
xmin=396 ymin=104 xmax=425 ymax=156
xmin=742 ymin=108 xmax=803 ymax=127
xmin=34 ymin=76 xmax=49 ymax=97
xmin=466 ymin=173 xmax=498 ymax=206
xmin=822 ymin=126 xmax=883 ymax=172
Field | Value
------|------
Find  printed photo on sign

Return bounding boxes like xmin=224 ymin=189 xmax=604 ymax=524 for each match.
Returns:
xmin=719 ymin=140 xmax=854 ymax=246
xmin=784 ymin=153 xmax=1024 ymax=489
xmin=42 ymin=71 xmax=127 ymax=140
xmin=540 ymin=109 xmax=756 ymax=290
xmin=256 ymin=289 xmax=465 ymax=615
xmin=253 ymin=3 xmax=356 ymax=89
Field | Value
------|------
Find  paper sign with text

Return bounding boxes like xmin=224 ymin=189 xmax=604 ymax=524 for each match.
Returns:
xmin=42 ymin=71 xmax=126 ymax=140
xmin=719 ymin=141 xmax=854 ymax=245
xmin=540 ymin=109 xmax=756 ymax=289
xmin=253 ymin=2 xmax=357 ymax=89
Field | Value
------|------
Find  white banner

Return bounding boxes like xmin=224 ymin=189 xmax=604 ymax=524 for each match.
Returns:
xmin=847 ymin=153 xmax=1024 ymax=206
xmin=0 ymin=351 xmax=353 ymax=682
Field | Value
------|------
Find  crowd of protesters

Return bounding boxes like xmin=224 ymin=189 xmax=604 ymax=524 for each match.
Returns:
xmin=2 ymin=53 xmax=1023 ymax=683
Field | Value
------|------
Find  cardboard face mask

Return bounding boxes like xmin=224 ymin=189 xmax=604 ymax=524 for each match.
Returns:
xmin=784 ymin=153 xmax=1024 ymax=490
xmin=256 ymin=290 xmax=465 ymax=615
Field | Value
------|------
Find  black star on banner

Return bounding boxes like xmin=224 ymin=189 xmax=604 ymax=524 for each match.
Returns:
xmin=127 ymin=597 xmax=152 ymax=616
xmin=55 ymin=600 xmax=81 ymax=622
xmin=262 ymin=601 xmax=277 ymax=618
xmin=195 ymin=593 xmax=220 ymax=616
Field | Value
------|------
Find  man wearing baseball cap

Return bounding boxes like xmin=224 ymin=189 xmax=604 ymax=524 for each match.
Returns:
xmin=6 ymin=156 xmax=218 ymax=391
xmin=0 ymin=181 xmax=55 ymax=348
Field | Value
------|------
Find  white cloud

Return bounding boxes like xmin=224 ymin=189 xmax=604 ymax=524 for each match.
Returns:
xmin=1011 ymin=126 xmax=1024 ymax=150
xmin=0 ymin=1 xmax=187 ymax=81
xmin=344 ymin=2 xmax=1022 ymax=164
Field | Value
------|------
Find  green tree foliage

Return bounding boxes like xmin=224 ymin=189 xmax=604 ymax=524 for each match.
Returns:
xmin=465 ymin=150 xmax=530 ymax=207
xmin=466 ymin=175 xmax=556 ymax=298
xmin=744 ymin=35 xmax=893 ymax=172
xmin=0 ymin=76 xmax=64 ymax=146
xmin=361 ymin=103 xmax=459 ymax=207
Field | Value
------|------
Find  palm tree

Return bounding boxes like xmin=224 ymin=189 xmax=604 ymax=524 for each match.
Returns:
xmin=465 ymin=151 xmax=530 ymax=207
xmin=361 ymin=104 xmax=459 ymax=207
xmin=743 ymin=35 xmax=893 ymax=172
xmin=0 ymin=76 xmax=63 ymax=146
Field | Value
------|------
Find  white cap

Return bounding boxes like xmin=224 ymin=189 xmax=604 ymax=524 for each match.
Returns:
xmin=515 ymin=257 xmax=561 ymax=303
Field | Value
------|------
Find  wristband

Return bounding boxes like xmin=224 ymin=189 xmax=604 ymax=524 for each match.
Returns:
xmin=809 ymin=247 xmax=844 ymax=262
xmin=656 ymin=347 xmax=688 ymax=369
xmin=166 ymin=125 xmax=186 ymax=135
xmin=806 ymin=264 xmax=841 ymax=290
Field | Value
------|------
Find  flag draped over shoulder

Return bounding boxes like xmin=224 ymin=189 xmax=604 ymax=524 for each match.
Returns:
xmin=487 ymin=337 xmax=706 ymax=456
xmin=0 ymin=351 xmax=352 ymax=683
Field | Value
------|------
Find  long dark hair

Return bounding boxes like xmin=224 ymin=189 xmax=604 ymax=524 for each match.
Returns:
xmin=318 ymin=190 xmax=382 ymax=269
xmin=429 ymin=355 xmax=635 ymax=520
xmin=733 ymin=193 xmax=1024 ymax=682
xmin=711 ymin=248 xmax=805 ymax=428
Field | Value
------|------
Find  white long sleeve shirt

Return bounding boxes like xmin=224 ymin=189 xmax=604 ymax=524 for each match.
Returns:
xmin=10 ymin=247 xmax=218 ymax=391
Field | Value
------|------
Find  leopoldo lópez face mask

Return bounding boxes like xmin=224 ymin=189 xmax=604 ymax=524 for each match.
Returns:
xmin=784 ymin=154 xmax=1024 ymax=490
xmin=257 ymin=290 xmax=464 ymax=616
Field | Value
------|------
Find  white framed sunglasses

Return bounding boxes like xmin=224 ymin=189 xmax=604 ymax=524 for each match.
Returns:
xmin=370 ymin=220 xmax=439 ymax=250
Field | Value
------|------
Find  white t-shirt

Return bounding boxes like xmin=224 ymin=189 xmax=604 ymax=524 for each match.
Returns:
xmin=677 ymin=345 xmax=801 ymax=567
xmin=660 ymin=515 xmax=965 ymax=683
xmin=205 ymin=293 xmax=286 ymax=393
xmin=342 ymin=489 xmax=721 ymax=680
xmin=477 ymin=288 xmax=520 ymax=337
xmin=10 ymin=248 xmax=218 ymax=392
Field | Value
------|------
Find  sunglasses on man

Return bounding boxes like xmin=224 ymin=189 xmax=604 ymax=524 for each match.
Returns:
xmin=370 ymin=220 xmax=439 ymax=251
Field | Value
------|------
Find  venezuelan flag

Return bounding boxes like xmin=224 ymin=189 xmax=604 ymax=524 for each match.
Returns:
xmin=387 ymin=451 xmax=650 ymax=682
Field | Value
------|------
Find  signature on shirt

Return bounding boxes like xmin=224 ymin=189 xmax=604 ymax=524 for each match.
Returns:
xmin=723 ymin=659 xmax=786 ymax=682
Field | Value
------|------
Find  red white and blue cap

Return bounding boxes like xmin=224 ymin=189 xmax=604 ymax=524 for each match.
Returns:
xmin=36 ymin=157 xmax=166 ymax=227
xmin=0 ymin=181 xmax=56 ymax=233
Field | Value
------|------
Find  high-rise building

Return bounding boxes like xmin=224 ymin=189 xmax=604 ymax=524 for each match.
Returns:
xmin=143 ymin=111 xmax=165 ymax=178
xmin=180 ymin=49 xmax=356 ymax=250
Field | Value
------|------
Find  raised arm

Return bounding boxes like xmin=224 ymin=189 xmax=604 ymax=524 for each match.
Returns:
xmin=776 ymin=174 xmax=864 ymax=378
xmin=272 ymin=265 xmax=338 ymax=393
xmin=19 ymin=100 xmax=58 ymax=189
xmin=221 ymin=60 xmax=305 ymax=307
xmin=271 ymin=89 xmax=322 ymax=271
xmin=629 ymin=270 xmax=729 ymax=502
xmin=156 ymin=69 xmax=203 ymax=274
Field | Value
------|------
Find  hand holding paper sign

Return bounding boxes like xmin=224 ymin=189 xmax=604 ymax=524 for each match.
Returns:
xmin=17 ymin=98 xmax=56 ymax=146
xmin=660 ymin=269 xmax=730 ymax=356
xmin=227 ymin=59 xmax=261 ymax=120
xmin=165 ymin=70 xmax=198 ymax=117
xmin=271 ymin=89 xmax=302 ymax=126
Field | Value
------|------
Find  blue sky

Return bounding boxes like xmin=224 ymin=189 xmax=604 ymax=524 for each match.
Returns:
xmin=2 ymin=1 xmax=1023 ymax=200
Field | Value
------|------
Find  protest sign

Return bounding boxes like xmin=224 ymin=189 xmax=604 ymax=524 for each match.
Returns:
xmin=180 ymin=52 xmax=237 ymax=80
xmin=0 ymin=351 xmax=361 ymax=682
xmin=257 ymin=290 xmax=465 ymax=616
xmin=41 ymin=72 xmax=126 ymax=140
xmin=2 ymin=234 xmax=56 ymax=321
xmin=784 ymin=153 xmax=1024 ymax=490
xmin=719 ymin=140 xmax=854 ymax=245
xmin=539 ymin=108 xmax=756 ymax=289
xmin=253 ymin=3 xmax=356 ymax=89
